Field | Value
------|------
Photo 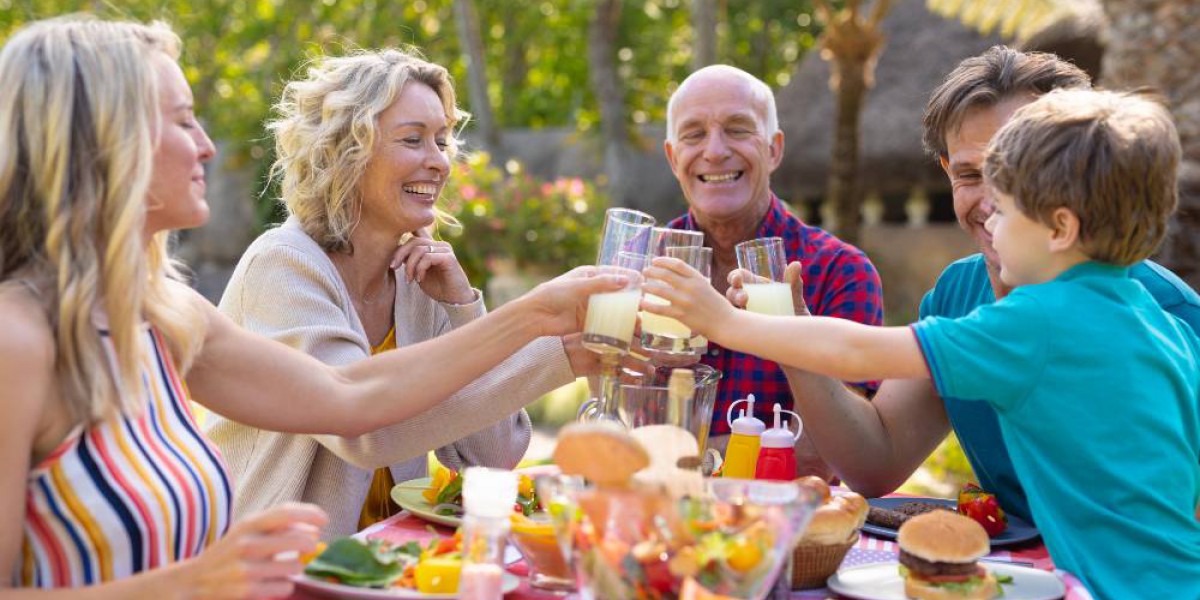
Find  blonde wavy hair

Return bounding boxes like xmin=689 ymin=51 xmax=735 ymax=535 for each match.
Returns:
xmin=0 ymin=16 xmax=205 ymax=422
xmin=269 ymin=48 xmax=467 ymax=253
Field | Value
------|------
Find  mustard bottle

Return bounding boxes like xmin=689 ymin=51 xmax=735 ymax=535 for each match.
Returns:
xmin=721 ymin=394 xmax=765 ymax=479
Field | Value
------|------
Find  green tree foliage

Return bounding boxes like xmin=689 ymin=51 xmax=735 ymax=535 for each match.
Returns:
xmin=3 ymin=0 xmax=820 ymax=155
xmin=2 ymin=0 xmax=822 ymax=227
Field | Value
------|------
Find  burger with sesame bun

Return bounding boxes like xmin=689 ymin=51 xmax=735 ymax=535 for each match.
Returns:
xmin=896 ymin=511 xmax=1000 ymax=600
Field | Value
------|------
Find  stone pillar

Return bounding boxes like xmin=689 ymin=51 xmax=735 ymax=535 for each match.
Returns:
xmin=861 ymin=191 xmax=884 ymax=227
xmin=819 ymin=199 xmax=838 ymax=232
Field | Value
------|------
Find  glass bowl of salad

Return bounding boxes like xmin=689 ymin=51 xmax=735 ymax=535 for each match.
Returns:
xmin=537 ymin=476 xmax=822 ymax=600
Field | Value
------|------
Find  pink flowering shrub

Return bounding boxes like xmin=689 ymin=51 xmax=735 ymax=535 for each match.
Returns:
xmin=438 ymin=152 xmax=606 ymax=290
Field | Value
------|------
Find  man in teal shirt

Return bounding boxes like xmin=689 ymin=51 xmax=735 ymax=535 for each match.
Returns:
xmin=751 ymin=46 xmax=1200 ymax=525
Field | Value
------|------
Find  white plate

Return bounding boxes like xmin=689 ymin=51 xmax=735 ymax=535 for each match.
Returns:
xmin=827 ymin=562 xmax=1066 ymax=600
xmin=390 ymin=477 xmax=463 ymax=528
xmin=293 ymin=571 xmax=520 ymax=599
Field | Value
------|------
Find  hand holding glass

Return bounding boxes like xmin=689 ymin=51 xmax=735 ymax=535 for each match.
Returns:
xmin=641 ymin=246 xmax=712 ymax=350
xmin=582 ymin=252 xmax=648 ymax=356
xmin=735 ymin=237 xmax=795 ymax=316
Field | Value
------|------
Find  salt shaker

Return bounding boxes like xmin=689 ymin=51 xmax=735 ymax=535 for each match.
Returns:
xmin=458 ymin=467 xmax=517 ymax=600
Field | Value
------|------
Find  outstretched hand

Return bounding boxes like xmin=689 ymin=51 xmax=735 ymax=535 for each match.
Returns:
xmin=642 ymin=256 xmax=737 ymax=340
xmin=180 ymin=502 xmax=327 ymax=599
xmin=726 ymin=260 xmax=811 ymax=316
xmin=523 ymin=266 xmax=632 ymax=337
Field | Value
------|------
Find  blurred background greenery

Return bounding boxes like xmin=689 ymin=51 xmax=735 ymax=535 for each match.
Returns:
xmin=438 ymin=153 xmax=607 ymax=293
xmin=0 ymin=0 xmax=825 ymax=226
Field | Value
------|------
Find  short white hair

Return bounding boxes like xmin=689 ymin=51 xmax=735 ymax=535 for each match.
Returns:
xmin=665 ymin=64 xmax=778 ymax=144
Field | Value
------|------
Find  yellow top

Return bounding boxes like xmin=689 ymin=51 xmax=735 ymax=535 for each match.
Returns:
xmin=357 ymin=325 xmax=400 ymax=529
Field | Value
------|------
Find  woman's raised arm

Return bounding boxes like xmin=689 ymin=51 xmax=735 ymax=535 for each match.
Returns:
xmin=185 ymin=267 xmax=624 ymax=437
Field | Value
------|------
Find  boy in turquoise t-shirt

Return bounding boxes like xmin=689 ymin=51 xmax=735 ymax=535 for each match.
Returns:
xmin=643 ymin=89 xmax=1200 ymax=599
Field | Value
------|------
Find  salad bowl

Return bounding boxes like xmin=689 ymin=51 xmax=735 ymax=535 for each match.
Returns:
xmin=537 ymin=476 xmax=822 ymax=599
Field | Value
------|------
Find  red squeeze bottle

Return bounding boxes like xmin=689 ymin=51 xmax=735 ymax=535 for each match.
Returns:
xmin=754 ymin=403 xmax=802 ymax=481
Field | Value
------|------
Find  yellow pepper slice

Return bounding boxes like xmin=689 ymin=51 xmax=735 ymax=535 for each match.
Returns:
xmin=414 ymin=556 xmax=462 ymax=593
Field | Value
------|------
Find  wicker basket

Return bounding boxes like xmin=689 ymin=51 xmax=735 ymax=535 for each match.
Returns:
xmin=789 ymin=531 xmax=859 ymax=589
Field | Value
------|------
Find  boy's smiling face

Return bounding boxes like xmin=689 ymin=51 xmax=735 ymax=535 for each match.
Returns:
xmin=984 ymin=190 xmax=1059 ymax=287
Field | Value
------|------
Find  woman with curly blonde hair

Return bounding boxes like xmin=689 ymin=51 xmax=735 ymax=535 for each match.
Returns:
xmin=206 ymin=48 xmax=608 ymax=537
xmin=0 ymin=16 xmax=622 ymax=597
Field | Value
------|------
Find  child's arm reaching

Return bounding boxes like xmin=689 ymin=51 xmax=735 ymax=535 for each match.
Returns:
xmin=643 ymin=257 xmax=929 ymax=382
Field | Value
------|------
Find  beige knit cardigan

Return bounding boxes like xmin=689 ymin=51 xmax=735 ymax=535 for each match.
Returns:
xmin=204 ymin=218 xmax=574 ymax=537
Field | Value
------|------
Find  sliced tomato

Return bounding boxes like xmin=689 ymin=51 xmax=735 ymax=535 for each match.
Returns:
xmin=430 ymin=537 xmax=458 ymax=556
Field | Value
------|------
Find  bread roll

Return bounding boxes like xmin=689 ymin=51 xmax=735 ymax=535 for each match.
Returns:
xmin=799 ymin=492 xmax=868 ymax=545
xmin=553 ymin=422 xmax=649 ymax=487
xmin=796 ymin=476 xmax=831 ymax=503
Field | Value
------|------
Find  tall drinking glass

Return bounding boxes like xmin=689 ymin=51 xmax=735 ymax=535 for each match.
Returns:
xmin=640 ymin=246 xmax=712 ymax=354
xmin=597 ymin=208 xmax=655 ymax=266
xmin=735 ymin=237 xmax=795 ymax=316
xmin=648 ymin=227 xmax=703 ymax=256
xmin=582 ymin=252 xmax=649 ymax=422
xmin=582 ymin=252 xmax=648 ymax=356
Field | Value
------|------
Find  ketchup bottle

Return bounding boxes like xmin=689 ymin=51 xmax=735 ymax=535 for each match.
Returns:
xmin=754 ymin=403 xmax=802 ymax=481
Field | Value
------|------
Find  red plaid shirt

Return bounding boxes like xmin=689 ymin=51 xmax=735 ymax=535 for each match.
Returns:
xmin=668 ymin=194 xmax=884 ymax=435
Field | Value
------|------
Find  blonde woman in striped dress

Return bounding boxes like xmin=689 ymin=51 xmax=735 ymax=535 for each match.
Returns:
xmin=0 ymin=16 xmax=624 ymax=598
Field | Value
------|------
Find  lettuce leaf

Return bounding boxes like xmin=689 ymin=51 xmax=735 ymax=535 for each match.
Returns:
xmin=303 ymin=538 xmax=418 ymax=588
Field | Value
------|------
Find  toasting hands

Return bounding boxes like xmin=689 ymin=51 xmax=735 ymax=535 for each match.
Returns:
xmin=725 ymin=261 xmax=811 ymax=316
xmin=641 ymin=257 xmax=739 ymax=340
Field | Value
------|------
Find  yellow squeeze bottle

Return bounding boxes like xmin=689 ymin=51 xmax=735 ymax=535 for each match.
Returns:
xmin=721 ymin=394 xmax=765 ymax=479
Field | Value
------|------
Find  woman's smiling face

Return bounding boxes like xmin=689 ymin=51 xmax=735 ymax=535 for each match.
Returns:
xmin=356 ymin=81 xmax=452 ymax=238
xmin=143 ymin=53 xmax=216 ymax=237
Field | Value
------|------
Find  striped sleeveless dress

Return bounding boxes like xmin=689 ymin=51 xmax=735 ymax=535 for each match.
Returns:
xmin=16 ymin=327 xmax=233 ymax=587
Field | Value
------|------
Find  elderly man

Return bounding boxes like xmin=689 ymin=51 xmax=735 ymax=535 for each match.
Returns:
xmin=661 ymin=65 xmax=884 ymax=477
xmin=769 ymin=46 xmax=1200 ymax=522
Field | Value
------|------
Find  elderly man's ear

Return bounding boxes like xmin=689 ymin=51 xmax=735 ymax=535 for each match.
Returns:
xmin=663 ymin=139 xmax=678 ymax=171
xmin=767 ymin=130 xmax=785 ymax=172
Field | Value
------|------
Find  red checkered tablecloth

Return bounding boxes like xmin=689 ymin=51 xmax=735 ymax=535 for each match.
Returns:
xmin=288 ymin=509 xmax=1092 ymax=600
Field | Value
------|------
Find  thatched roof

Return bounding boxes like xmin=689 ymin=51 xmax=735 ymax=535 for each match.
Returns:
xmin=774 ymin=0 xmax=1106 ymax=202
xmin=774 ymin=0 xmax=1004 ymax=200
xmin=1018 ymin=1 xmax=1105 ymax=79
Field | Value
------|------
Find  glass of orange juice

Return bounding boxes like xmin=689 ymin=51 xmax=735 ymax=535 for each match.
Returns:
xmin=510 ymin=510 xmax=575 ymax=592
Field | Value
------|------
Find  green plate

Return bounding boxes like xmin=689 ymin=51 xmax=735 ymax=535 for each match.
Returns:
xmin=391 ymin=477 xmax=463 ymax=528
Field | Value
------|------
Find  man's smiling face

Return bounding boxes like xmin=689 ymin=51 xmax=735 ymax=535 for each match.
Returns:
xmin=664 ymin=70 xmax=783 ymax=224
xmin=941 ymin=95 xmax=1035 ymax=270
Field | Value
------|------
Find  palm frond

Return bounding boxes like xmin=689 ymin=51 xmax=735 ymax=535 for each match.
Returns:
xmin=926 ymin=0 xmax=1084 ymax=41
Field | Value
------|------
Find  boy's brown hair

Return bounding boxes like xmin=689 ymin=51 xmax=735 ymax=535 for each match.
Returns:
xmin=983 ymin=89 xmax=1180 ymax=266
